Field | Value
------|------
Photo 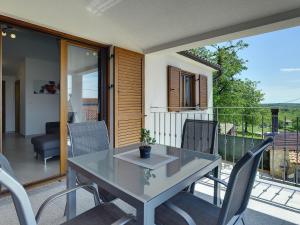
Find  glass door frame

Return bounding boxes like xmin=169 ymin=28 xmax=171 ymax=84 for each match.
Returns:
xmin=0 ymin=27 xmax=2 ymax=153
xmin=60 ymin=40 xmax=109 ymax=174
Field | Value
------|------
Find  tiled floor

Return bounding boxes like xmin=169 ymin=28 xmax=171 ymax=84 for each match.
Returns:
xmin=0 ymin=141 xmax=299 ymax=224
xmin=218 ymin=163 xmax=300 ymax=213
xmin=2 ymin=133 xmax=60 ymax=184
xmin=0 ymin=179 xmax=299 ymax=225
xmin=197 ymin=163 xmax=300 ymax=224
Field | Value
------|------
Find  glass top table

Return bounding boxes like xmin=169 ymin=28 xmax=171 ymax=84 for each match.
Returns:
xmin=66 ymin=144 xmax=221 ymax=225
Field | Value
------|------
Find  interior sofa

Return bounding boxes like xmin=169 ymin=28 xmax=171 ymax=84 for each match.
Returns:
xmin=31 ymin=122 xmax=60 ymax=165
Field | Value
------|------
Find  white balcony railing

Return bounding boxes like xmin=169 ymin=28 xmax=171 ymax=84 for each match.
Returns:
xmin=149 ymin=106 xmax=300 ymax=186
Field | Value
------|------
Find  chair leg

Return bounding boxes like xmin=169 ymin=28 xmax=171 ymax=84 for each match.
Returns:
xmin=93 ymin=193 xmax=101 ymax=205
xmin=64 ymin=201 xmax=68 ymax=217
xmin=189 ymin=182 xmax=195 ymax=194
xmin=241 ymin=217 xmax=246 ymax=225
xmin=232 ymin=216 xmax=245 ymax=225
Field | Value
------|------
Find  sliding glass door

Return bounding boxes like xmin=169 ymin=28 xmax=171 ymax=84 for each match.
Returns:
xmin=0 ymin=27 xmax=2 ymax=153
xmin=60 ymin=40 xmax=105 ymax=174
xmin=67 ymin=45 xmax=99 ymax=123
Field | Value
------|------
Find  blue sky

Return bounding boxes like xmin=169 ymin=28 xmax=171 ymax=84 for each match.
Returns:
xmin=225 ymin=26 xmax=300 ymax=104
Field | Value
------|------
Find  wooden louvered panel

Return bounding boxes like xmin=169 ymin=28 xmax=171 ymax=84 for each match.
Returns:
xmin=118 ymin=119 xmax=142 ymax=145
xmin=119 ymin=80 xmax=142 ymax=85
xmin=118 ymin=99 xmax=142 ymax=104
xmin=119 ymin=57 xmax=141 ymax=65
xmin=118 ymin=96 xmax=142 ymax=101
xmin=119 ymin=93 xmax=142 ymax=98
xmin=119 ymin=66 xmax=142 ymax=73
xmin=118 ymin=105 xmax=142 ymax=110
xmin=167 ymin=66 xmax=181 ymax=112
xmin=199 ymin=75 xmax=208 ymax=109
xmin=119 ymin=102 xmax=142 ymax=106
xmin=118 ymin=77 xmax=142 ymax=84
xmin=119 ymin=88 xmax=142 ymax=92
xmin=118 ymin=109 xmax=142 ymax=114
xmin=118 ymin=104 xmax=142 ymax=109
xmin=114 ymin=47 xmax=144 ymax=147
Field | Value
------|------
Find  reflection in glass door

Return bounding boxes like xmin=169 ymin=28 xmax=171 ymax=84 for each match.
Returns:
xmin=67 ymin=45 xmax=99 ymax=123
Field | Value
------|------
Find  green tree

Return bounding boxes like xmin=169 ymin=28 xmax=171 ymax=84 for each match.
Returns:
xmin=187 ymin=40 xmax=264 ymax=132
xmin=237 ymin=79 xmax=264 ymax=132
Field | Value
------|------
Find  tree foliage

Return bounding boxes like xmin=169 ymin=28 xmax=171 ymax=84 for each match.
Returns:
xmin=188 ymin=41 xmax=264 ymax=131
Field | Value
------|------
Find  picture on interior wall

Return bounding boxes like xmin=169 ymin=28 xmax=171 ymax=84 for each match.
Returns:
xmin=33 ymin=80 xmax=60 ymax=94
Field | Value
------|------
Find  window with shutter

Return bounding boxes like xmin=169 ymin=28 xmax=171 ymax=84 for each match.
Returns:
xmin=181 ymin=71 xmax=195 ymax=108
xmin=167 ymin=66 xmax=201 ymax=111
xmin=199 ymin=75 xmax=208 ymax=110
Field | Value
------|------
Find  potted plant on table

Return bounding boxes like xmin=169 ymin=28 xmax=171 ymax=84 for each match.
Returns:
xmin=139 ymin=128 xmax=156 ymax=158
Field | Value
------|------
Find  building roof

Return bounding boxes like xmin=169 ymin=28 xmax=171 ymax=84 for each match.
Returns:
xmin=265 ymin=132 xmax=300 ymax=151
xmin=177 ymin=51 xmax=221 ymax=71
xmin=219 ymin=123 xmax=235 ymax=135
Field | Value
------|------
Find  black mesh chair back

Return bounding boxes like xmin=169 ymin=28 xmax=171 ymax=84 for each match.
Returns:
xmin=68 ymin=121 xmax=110 ymax=158
xmin=217 ymin=137 xmax=273 ymax=225
xmin=67 ymin=121 xmax=114 ymax=201
xmin=181 ymin=119 xmax=218 ymax=154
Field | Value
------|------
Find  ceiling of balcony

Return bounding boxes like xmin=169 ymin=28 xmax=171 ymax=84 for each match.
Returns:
xmin=1 ymin=0 xmax=300 ymax=53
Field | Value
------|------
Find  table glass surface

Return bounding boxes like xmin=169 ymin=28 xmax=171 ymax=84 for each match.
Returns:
xmin=68 ymin=144 xmax=220 ymax=203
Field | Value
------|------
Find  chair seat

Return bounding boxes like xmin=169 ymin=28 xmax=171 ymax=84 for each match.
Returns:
xmin=31 ymin=134 xmax=60 ymax=150
xmin=155 ymin=192 xmax=220 ymax=225
xmin=62 ymin=203 xmax=136 ymax=225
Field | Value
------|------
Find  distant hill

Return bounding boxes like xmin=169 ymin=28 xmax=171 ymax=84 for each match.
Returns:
xmin=261 ymin=103 xmax=300 ymax=108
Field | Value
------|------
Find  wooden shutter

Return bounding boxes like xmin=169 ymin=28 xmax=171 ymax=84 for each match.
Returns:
xmin=114 ymin=47 xmax=144 ymax=147
xmin=199 ymin=75 xmax=208 ymax=110
xmin=167 ymin=66 xmax=181 ymax=112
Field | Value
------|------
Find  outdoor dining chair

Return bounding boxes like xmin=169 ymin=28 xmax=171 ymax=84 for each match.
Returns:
xmin=68 ymin=121 xmax=116 ymax=203
xmin=155 ymin=137 xmax=273 ymax=225
xmin=181 ymin=119 xmax=219 ymax=193
xmin=181 ymin=119 xmax=218 ymax=155
xmin=0 ymin=153 xmax=135 ymax=225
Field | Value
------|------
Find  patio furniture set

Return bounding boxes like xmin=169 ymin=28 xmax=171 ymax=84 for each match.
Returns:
xmin=0 ymin=120 xmax=273 ymax=225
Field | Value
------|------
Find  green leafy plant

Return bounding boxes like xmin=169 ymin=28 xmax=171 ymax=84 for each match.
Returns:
xmin=140 ymin=128 xmax=156 ymax=146
xmin=143 ymin=169 xmax=156 ymax=185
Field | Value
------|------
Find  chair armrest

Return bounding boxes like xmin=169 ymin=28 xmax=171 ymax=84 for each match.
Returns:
xmin=111 ymin=214 xmax=135 ymax=225
xmin=36 ymin=184 xmax=100 ymax=223
xmin=164 ymin=202 xmax=196 ymax=225
xmin=204 ymin=174 xmax=228 ymax=187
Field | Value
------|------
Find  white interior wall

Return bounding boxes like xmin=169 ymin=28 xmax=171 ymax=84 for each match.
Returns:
xmin=144 ymin=53 xmax=215 ymax=146
xmin=5 ymin=58 xmax=59 ymax=136
xmin=24 ymin=57 xmax=59 ymax=136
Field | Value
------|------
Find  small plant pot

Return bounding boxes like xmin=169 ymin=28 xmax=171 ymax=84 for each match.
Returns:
xmin=139 ymin=145 xmax=151 ymax=158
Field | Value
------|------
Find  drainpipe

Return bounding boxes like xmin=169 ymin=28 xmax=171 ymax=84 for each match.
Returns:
xmin=271 ymin=108 xmax=279 ymax=134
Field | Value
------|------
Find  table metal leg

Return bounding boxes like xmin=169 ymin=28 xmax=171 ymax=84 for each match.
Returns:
xmin=66 ymin=167 xmax=76 ymax=220
xmin=213 ymin=164 xmax=221 ymax=206
xmin=136 ymin=204 xmax=155 ymax=225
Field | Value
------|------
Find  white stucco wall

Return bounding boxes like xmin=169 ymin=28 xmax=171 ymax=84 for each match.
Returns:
xmin=144 ymin=52 xmax=216 ymax=147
